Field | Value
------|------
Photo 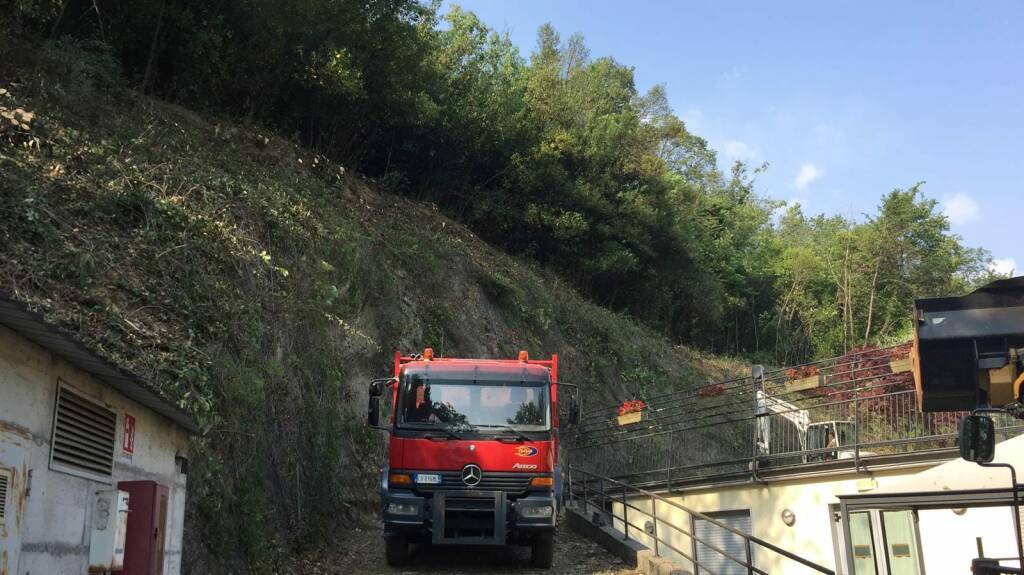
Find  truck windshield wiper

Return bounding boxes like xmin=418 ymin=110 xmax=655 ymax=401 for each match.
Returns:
xmin=423 ymin=427 xmax=462 ymax=440
xmin=479 ymin=424 xmax=530 ymax=442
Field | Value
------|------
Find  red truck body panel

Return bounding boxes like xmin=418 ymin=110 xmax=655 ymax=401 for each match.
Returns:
xmin=388 ymin=436 xmax=554 ymax=472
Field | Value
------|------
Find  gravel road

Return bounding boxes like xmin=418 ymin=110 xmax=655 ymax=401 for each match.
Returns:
xmin=283 ymin=521 xmax=639 ymax=575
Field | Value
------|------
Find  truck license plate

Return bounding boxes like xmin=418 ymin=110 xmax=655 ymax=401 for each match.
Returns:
xmin=415 ymin=473 xmax=442 ymax=485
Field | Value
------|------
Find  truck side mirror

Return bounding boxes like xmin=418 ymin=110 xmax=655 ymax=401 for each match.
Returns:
xmin=367 ymin=379 xmax=387 ymax=428
xmin=568 ymin=396 xmax=581 ymax=425
xmin=368 ymin=396 xmax=381 ymax=427
xmin=959 ymin=415 xmax=996 ymax=464
xmin=369 ymin=380 xmax=385 ymax=397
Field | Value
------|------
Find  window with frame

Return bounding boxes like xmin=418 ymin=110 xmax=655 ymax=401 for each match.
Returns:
xmin=50 ymin=383 xmax=117 ymax=482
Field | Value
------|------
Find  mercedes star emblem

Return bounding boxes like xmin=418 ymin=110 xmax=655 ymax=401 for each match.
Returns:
xmin=461 ymin=464 xmax=482 ymax=487
xmin=469 ymin=444 xmax=476 ymax=451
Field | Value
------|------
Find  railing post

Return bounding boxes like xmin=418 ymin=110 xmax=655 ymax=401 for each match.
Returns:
xmin=751 ymin=365 xmax=766 ymax=478
xmin=622 ymin=483 xmax=629 ymax=540
xmin=583 ymin=473 xmax=589 ymax=516
xmin=853 ymin=394 xmax=861 ymax=469
xmin=568 ymin=466 xmax=574 ymax=508
xmin=745 ymin=537 xmax=754 ymax=575
xmin=651 ymin=494 xmax=659 ymax=556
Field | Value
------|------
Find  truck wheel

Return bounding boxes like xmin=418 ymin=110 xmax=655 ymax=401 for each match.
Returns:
xmin=531 ymin=532 xmax=554 ymax=568
xmin=385 ymin=533 xmax=409 ymax=566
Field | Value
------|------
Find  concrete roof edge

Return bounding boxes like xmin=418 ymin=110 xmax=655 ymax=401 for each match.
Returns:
xmin=0 ymin=292 xmax=199 ymax=434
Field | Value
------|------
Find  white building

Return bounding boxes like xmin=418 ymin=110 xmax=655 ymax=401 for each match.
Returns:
xmin=837 ymin=433 xmax=1024 ymax=574
xmin=606 ymin=449 xmax=1022 ymax=574
xmin=0 ymin=294 xmax=197 ymax=575
xmin=569 ymin=350 xmax=1024 ymax=574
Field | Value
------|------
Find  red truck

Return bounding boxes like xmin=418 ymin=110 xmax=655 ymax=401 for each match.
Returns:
xmin=366 ymin=348 xmax=578 ymax=567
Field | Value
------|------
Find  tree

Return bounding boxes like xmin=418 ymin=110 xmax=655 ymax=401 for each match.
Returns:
xmin=12 ymin=3 xmax=997 ymax=362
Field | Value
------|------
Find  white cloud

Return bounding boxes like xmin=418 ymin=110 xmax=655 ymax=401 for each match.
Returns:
xmin=989 ymin=258 xmax=1017 ymax=277
xmin=793 ymin=163 xmax=823 ymax=191
xmin=942 ymin=192 xmax=981 ymax=225
xmin=721 ymin=140 xmax=755 ymax=161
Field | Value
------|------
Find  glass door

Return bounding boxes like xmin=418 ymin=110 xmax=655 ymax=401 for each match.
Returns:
xmin=849 ymin=512 xmax=878 ymax=575
xmin=881 ymin=511 xmax=922 ymax=575
xmin=833 ymin=508 xmax=925 ymax=575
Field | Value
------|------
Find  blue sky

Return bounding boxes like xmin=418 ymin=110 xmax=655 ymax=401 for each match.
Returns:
xmin=441 ymin=1 xmax=1023 ymax=276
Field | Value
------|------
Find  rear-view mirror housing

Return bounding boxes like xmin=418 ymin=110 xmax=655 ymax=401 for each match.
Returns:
xmin=568 ymin=396 xmax=581 ymax=425
xmin=959 ymin=414 xmax=996 ymax=464
xmin=367 ymin=396 xmax=381 ymax=427
xmin=369 ymin=379 xmax=385 ymax=397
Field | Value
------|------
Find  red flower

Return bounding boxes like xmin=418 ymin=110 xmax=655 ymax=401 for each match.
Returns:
xmin=618 ymin=399 xmax=646 ymax=416
xmin=786 ymin=365 xmax=820 ymax=380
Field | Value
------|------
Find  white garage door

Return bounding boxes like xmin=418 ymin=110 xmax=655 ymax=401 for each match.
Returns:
xmin=694 ymin=510 xmax=754 ymax=575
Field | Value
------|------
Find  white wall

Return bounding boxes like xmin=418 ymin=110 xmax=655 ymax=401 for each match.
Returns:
xmin=607 ymin=468 xmax=1024 ymax=574
xmin=918 ymin=507 xmax=1020 ymax=574
xmin=609 ymin=467 xmax=932 ymax=574
xmin=0 ymin=325 xmax=190 ymax=575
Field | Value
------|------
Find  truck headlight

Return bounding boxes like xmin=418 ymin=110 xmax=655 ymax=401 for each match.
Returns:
xmin=387 ymin=502 xmax=418 ymax=515
xmin=520 ymin=505 xmax=553 ymax=518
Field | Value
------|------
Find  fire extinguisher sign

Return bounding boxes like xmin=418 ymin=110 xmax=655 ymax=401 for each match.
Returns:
xmin=122 ymin=414 xmax=136 ymax=456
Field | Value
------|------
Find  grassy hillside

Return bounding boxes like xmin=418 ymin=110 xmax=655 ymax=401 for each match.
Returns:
xmin=0 ymin=40 xmax=743 ymax=572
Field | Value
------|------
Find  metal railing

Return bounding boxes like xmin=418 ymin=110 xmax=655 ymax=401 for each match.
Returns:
xmin=568 ymin=344 xmax=1024 ymax=489
xmin=568 ymin=467 xmax=835 ymax=575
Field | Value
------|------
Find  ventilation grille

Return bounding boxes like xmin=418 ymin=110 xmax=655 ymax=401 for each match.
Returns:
xmin=52 ymin=386 xmax=116 ymax=478
xmin=0 ymin=470 xmax=9 ymax=522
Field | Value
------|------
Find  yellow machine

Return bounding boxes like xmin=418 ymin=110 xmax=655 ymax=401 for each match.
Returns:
xmin=912 ymin=276 xmax=1024 ymax=415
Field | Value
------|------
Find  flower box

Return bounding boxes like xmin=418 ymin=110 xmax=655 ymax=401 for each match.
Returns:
xmin=785 ymin=374 xmax=822 ymax=392
xmin=617 ymin=411 xmax=642 ymax=426
xmin=617 ymin=399 xmax=646 ymax=425
xmin=889 ymin=357 xmax=913 ymax=374
xmin=784 ymin=365 xmax=822 ymax=392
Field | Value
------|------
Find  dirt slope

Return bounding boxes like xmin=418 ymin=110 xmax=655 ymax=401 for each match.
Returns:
xmin=0 ymin=40 xmax=742 ymax=571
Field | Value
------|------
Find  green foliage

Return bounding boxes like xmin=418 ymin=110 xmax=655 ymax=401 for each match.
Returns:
xmin=0 ymin=39 xmax=747 ymax=571
xmin=5 ymin=1 xmax=997 ymax=364
xmin=769 ymin=185 xmax=993 ymax=362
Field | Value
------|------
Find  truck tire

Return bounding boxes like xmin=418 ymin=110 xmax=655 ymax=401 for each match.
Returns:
xmin=385 ymin=533 xmax=409 ymax=566
xmin=531 ymin=532 xmax=554 ymax=568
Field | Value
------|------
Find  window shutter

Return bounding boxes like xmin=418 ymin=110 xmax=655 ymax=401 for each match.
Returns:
xmin=51 ymin=385 xmax=117 ymax=480
xmin=0 ymin=469 xmax=9 ymax=522
xmin=694 ymin=510 xmax=753 ymax=575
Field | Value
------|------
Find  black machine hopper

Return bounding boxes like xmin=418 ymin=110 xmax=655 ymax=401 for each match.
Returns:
xmin=913 ymin=276 xmax=1024 ymax=412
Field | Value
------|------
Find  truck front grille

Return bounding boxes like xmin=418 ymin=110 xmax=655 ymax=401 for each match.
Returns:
xmin=411 ymin=471 xmax=533 ymax=494
xmin=442 ymin=496 xmax=497 ymax=539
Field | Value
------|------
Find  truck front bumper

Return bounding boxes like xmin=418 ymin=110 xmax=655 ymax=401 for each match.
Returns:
xmin=381 ymin=489 xmax=555 ymax=545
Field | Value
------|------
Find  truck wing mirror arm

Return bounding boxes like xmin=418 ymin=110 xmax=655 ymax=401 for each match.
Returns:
xmin=367 ymin=378 xmax=396 ymax=431
xmin=369 ymin=377 xmax=396 ymax=397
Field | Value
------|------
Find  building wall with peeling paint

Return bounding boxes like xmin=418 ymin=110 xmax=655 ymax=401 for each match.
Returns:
xmin=0 ymin=325 xmax=190 ymax=575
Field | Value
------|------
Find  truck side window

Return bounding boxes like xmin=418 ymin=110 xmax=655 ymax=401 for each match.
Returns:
xmin=405 ymin=382 xmax=435 ymax=423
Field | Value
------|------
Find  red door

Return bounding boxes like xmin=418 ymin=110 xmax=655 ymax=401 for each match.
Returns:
xmin=118 ymin=481 xmax=169 ymax=575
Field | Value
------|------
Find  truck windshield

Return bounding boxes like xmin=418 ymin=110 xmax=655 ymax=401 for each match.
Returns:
xmin=397 ymin=377 xmax=550 ymax=432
